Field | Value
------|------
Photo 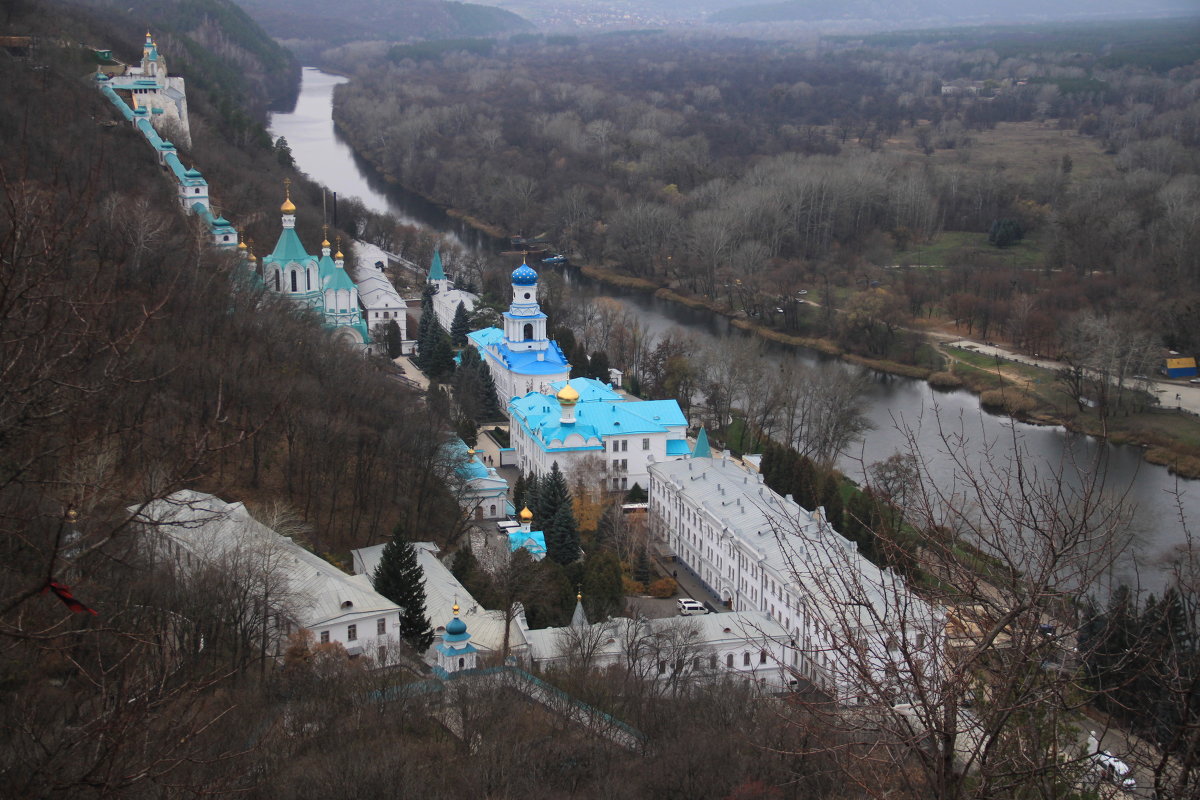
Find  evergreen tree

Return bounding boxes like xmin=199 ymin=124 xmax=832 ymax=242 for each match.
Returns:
xmin=790 ymin=454 xmax=817 ymax=510
xmin=513 ymin=472 xmax=528 ymax=513
xmin=372 ymin=530 xmax=434 ymax=652
xmin=450 ymin=301 xmax=470 ymax=347
xmin=588 ymin=350 xmax=610 ymax=381
xmin=477 ymin=364 xmax=502 ymax=420
xmin=546 ymin=501 xmax=581 ymax=566
xmin=624 ymin=482 xmax=648 ymax=503
xmin=821 ymin=473 xmax=845 ymax=533
xmin=426 ymin=331 xmax=456 ymax=380
xmin=581 ymin=550 xmax=624 ymax=620
xmin=384 ymin=319 xmax=403 ymax=359
xmin=633 ymin=546 xmax=652 ymax=585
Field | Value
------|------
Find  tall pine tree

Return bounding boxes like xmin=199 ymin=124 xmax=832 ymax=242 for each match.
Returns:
xmin=450 ymin=301 xmax=470 ymax=347
xmin=372 ymin=529 xmax=435 ymax=652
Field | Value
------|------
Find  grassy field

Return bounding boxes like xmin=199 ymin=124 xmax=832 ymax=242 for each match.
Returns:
xmin=895 ymin=230 xmax=1046 ymax=268
xmin=875 ymin=118 xmax=1115 ymax=180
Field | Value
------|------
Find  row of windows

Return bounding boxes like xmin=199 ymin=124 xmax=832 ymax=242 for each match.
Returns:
xmin=318 ymin=618 xmax=389 ymax=644
xmin=655 ymin=650 xmax=771 ymax=674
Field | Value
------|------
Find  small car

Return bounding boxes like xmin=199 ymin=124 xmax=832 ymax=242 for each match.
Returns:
xmin=1190 ymin=378 xmax=1200 ymax=384
xmin=677 ymin=598 xmax=707 ymax=616
xmin=1089 ymin=751 xmax=1136 ymax=789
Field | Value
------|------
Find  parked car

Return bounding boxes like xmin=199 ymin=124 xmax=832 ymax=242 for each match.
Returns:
xmin=677 ymin=598 xmax=707 ymax=616
xmin=1190 ymin=378 xmax=1200 ymax=384
xmin=1089 ymin=751 xmax=1136 ymax=790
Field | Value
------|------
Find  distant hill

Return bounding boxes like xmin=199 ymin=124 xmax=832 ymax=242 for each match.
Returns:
xmin=708 ymin=0 xmax=1197 ymax=25
xmin=234 ymin=0 xmax=534 ymax=45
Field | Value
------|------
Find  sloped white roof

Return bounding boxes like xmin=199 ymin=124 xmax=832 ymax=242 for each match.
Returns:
xmin=135 ymin=490 xmax=400 ymax=630
xmin=351 ymin=542 xmax=528 ymax=655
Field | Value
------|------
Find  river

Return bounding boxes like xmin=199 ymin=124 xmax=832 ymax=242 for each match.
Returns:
xmin=271 ymin=67 xmax=1196 ymax=593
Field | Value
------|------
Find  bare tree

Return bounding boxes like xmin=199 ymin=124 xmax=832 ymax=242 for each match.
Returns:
xmin=776 ymin=415 xmax=1137 ymax=800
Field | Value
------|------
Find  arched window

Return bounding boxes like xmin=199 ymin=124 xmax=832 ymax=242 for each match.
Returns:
xmin=489 ymin=504 xmax=496 ymax=516
xmin=290 ymin=271 xmax=297 ymax=292
xmin=306 ymin=269 xmax=311 ymax=291
xmin=743 ymin=652 xmax=750 ymax=667
xmin=457 ymin=657 xmax=465 ymax=669
xmin=726 ymin=653 xmax=734 ymax=668
xmin=523 ymin=323 xmax=534 ymax=341
xmin=274 ymin=271 xmax=280 ymax=291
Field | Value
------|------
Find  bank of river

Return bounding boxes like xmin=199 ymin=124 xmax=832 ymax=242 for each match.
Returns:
xmin=271 ymin=67 xmax=1198 ymax=591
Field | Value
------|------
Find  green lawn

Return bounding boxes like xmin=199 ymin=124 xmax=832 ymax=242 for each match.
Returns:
xmin=897 ymin=231 xmax=1046 ymax=269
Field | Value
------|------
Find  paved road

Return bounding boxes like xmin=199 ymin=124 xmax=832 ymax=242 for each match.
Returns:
xmin=945 ymin=339 xmax=1200 ymax=417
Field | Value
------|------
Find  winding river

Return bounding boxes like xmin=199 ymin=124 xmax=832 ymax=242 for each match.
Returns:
xmin=271 ymin=67 xmax=1195 ymax=592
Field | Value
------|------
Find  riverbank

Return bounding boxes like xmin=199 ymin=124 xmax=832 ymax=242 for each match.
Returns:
xmin=578 ymin=266 xmax=1200 ymax=479
xmin=326 ymin=113 xmax=1200 ymax=479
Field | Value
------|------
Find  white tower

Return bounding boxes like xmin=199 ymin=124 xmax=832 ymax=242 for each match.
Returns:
xmin=502 ymin=260 xmax=548 ymax=354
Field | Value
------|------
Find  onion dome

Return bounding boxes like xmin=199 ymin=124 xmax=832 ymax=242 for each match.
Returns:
xmin=444 ymin=602 xmax=469 ymax=640
xmin=511 ymin=261 xmax=538 ymax=286
xmin=556 ymin=383 xmax=580 ymax=406
xmin=280 ymin=179 xmax=296 ymax=214
xmin=519 ymin=506 xmax=533 ymax=521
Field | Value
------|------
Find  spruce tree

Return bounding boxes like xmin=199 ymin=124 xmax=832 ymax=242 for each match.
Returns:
xmin=426 ymin=331 xmax=456 ymax=380
xmin=588 ymin=350 xmax=610 ymax=381
xmin=477 ymin=364 xmax=502 ymax=420
xmin=450 ymin=301 xmax=470 ymax=347
xmin=513 ymin=473 xmax=528 ymax=514
xmin=546 ymin=501 xmax=580 ymax=566
xmin=372 ymin=531 xmax=434 ymax=652
xmin=385 ymin=319 xmax=403 ymax=359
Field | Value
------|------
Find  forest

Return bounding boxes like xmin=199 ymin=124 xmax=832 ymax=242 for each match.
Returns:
xmin=331 ymin=22 xmax=1200 ymax=369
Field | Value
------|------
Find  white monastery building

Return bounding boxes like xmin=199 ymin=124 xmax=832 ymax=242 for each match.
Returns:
xmin=427 ymin=249 xmax=479 ymax=333
xmin=350 ymin=246 xmax=407 ymax=344
xmin=136 ymin=491 xmax=403 ymax=664
xmin=649 ymin=439 xmax=941 ymax=702
xmin=508 ymin=377 xmax=692 ymax=492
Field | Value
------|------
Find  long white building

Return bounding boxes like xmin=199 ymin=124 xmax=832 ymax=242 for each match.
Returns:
xmin=649 ymin=446 xmax=941 ymax=702
xmin=136 ymin=491 xmax=403 ymax=664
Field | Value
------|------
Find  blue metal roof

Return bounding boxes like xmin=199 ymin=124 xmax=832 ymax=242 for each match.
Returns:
xmin=548 ymin=377 xmax=622 ymax=403
xmin=666 ymin=439 xmax=692 ymax=456
xmin=268 ymin=227 xmax=312 ymax=263
xmin=469 ymin=327 xmax=571 ymax=377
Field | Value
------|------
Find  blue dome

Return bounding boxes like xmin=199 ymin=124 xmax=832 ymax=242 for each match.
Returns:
xmin=445 ymin=616 xmax=467 ymax=637
xmin=511 ymin=263 xmax=539 ymax=286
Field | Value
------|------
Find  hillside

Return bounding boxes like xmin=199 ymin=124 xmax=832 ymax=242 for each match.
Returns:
xmin=235 ymin=0 xmax=533 ymax=48
xmin=708 ymin=0 xmax=1197 ymax=25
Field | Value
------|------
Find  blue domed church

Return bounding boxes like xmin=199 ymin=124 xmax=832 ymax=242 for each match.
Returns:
xmin=467 ymin=260 xmax=571 ymax=406
xmin=260 ymin=183 xmax=370 ymax=349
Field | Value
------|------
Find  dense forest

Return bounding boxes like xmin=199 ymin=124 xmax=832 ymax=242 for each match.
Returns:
xmin=331 ymin=22 xmax=1200 ymax=367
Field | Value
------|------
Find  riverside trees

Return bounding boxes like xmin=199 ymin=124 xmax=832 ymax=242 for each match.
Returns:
xmin=332 ymin=24 xmax=1200 ymax=359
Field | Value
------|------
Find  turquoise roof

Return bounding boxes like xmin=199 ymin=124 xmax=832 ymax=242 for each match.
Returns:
xmin=467 ymin=327 xmax=571 ymax=379
xmin=445 ymin=616 xmax=467 ymax=638
xmin=508 ymin=391 xmax=686 ymax=452
xmin=269 ymin=227 xmax=312 ymax=263
xmin=508 ymin=530 xmax=547 ymax=558
xmin=428 ymin=249 xmax=446 ymax=281
xmin=324 ymin=264 xmax=355 ymax=292
xmin=511 ymin=262 xmax=538 ymax=286
xmin=692 ymin=428 xmax=712 ymax=458
xmin=447 ymin=438 xmax=490 ymax=480
xmin=548 ymin=377 xmax=622 ymax=403
xmin=666 ymin=439 xmax=692 ymax=456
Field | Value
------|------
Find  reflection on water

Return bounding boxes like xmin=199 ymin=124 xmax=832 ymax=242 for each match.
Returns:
xmin=272 ymin=67 xmax=1195 ymax=593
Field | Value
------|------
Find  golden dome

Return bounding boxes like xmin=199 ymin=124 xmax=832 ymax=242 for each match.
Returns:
xmin=519 ymin=506 xmax=533 ymax=521
xmin=335 ymin=250 xmax=344 ymax=259
xmin=237 ymin=237 xmax=247 ymax=250
xmin=281 ymin=179 xmax=296 ymax=213
xmin=556 ymin=383 xmax=580 ymax=404
xmin=452 ymin=602 xmax=460 ymax=615
xmin=321 ymin=239 xmax=330 ymax=248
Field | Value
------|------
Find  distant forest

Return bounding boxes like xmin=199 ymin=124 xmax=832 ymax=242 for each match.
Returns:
xmin=331 ymin=21 xmax=1200 ymax=364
